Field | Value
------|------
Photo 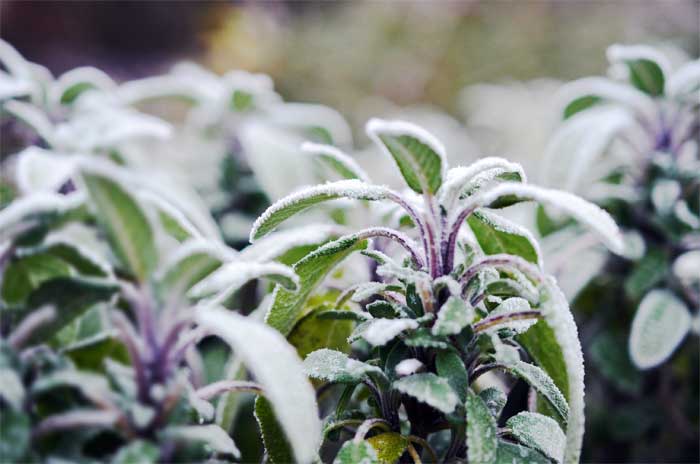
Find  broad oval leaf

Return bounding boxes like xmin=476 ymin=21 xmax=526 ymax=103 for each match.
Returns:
xmin=250 ymin=180 xmax=392 ymax=241
xmin=432 ymin=296 xmax=474 ymax=336
xmin=266 ymin=234 xmax=368 ymax=336
xmin=351 ymin=318 xmax=419 ymax=347
xmin=303 ymin=349 xmax=381 ymax=383
xmin=366 ymin=433 xmax=408 ymax=463
xmin=334 ymin=440 xmax=379 ymax=464
xmin=495 ymin=441 xmax=550 ymax=464
xmin=467 ymin=209 xmax=541 ymax=266
xmin=504 ymin=360 xmax=569 ymax=424
xmin=301 ymin=142 xmax=370 ymax=182
xmin=195 ymin=307 xmax=321 ymax=464
xmin=157 ymin=240 xmax=227 ymax=294
xmin=366 ymin=118 xmax=446 ymax=194
xmin=393 ymin=373 xmax=459 ymax=414
xmin=629 ymin=290 xmax=691 ymax=369
xmin=81 ymin=171 xmax=157 ymax=282
xmin=466 ymin=389 xmax=497 ymax=464
xmin=435 ymin=350 xmax=469 ymax=402
xmin=440 ymin=158 xmax=526 ymax=207
xmin=506 ymin=412 xmax=566 ymax=463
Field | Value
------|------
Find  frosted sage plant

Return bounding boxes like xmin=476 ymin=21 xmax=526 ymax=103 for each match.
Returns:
xmin=543 ymin=44 xmax=699 ymax=460
xmin=251 ymin=118 xmax=623 ymax=463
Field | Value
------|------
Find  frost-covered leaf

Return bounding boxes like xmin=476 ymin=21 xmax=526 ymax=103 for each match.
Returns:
xmin=0 ymin=192 xmax=85 ymax=240
xmin=351 ymin=318 xmax=418 ymax=346
xmin=15 ymin=147 xmax=76 ymax=194
xmin=506 ymin=412 xmax=566 ymax=463
xmin=158 ymin=240 xmax=227 ymax=293
xmin=563 ymin=95 xmax=601 ymax=119
xmin=667 ymin=61 xmax=700 ymax=99
xmin=334 ymin=440 xmax=379 ymax=464
xmin=81 ymin=171 xmax=157 ymax=281
xmin=629 ymin=290 xmax=691 ymax=369
xmin=403 ymin=328 xmax=450 ymax=349
xmin=0 ymin=407 xmax=30 ymax=463
xmin=468 ymin=209 xmax=541 ymax=265
xmin=440 ymin=158 xmax=526 ymax=206
xmin=624 ymin=248 xmax=668 ymax=300
xmin=673 ymin=250 xmax=700 ymax=286
xmin=195 ymin=307 xmax=321 ymax=464
xmin=366 ymin=118 xmax=446 ymax=194
xmin=475 ymin=297 xmax=539 ymax=335
xmin=477 ymin=183 xmax=624 ymax=255
xmin=301 ymin=142 xmax=370 ymax=182
xmin=163 ymin=424 xmax=239 ymax=457
xmin=289 ymin=307 xmax=354 ymax=359
xmin=435 ymin=350 xmax=468 ymax=402
xmin=250 ymin=180 xmax=393 ymax=240
xmin=495 ymin=441 xmax=550 ymax=464
xmin=504 ymin=360 xmax=569 ymax=423
xmin=112 ymin=440 xmax=160 ymax=464
xmin=395 ymin=358 xmax=423 ymax=377
xmin=3 ymin=100 xmax=55 ymax=145
xmin=479 ymin=387 xmax=506 ymax=420
xmin=432 ymin=296 xmax=474 ymax=336
xmin=1 ymin=252 xmax=74 ymax=307
xmin=393 ymin=373 xmax=458 ymax=414
xmin=607 ymin=44 xmax=669 ymax=96
xmin=266 ymin=234 xmax=368 ymax=336
xmin=240 ymin=224 xmax=342 ymax=263
xmin=0 ymin=368 xmax=24 ymax=411
xmin=366 ymin=433 xmax=408 ymax=463
xmin=52 ymin=66 xmax=115 ymax=105
xmin=466 ymin=389 xmax=497 ymax=464
xmin=303 ymin=349 xmax=381 ymax=383
xmin=189 ymin=261 xmax=298 ymax=304
xmin=255 ymin=396 xmax=295 ymax=464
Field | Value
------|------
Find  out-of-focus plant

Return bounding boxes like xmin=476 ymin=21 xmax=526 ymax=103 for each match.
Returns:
xmin=543 ymin=44 xmax=699 ymax=461
xmin=0 ymin=40 xmax=323 ymax=462
xmin=251 ymin=118 xmax=623 ymax=463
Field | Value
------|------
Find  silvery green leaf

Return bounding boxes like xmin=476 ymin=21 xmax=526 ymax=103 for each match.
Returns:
xmin=0 ymin=368 xmax=24 ymax=410
xmin=435 ymin=350 xmax=468 ymax=402
xmin=475 ymin=297 xmax=538 ymax=335
xmin=506 ymin=412 xmax=566 ymax=463
xmin=667 ymin=61 xmax=700 ymax=100
xmin=467 ymin=209 xmax=541 ymax=266
xmin=394 ymin=358 xmax=423 ymax=377
xmin=250 ymin=180 xmax=395 ymax=241
xmin=112 ymin=440 xmax=160 ymax=464
xmin=651 ymin=179 xmax=681 ymax=214
xmin=495 ymin=440 xmax=550 ymax=464
xmin=479 ymin=387 xmax=506 ymax=420
xmin=432 ymin=296 xmax=474 ymax=336
xmin=366 ymin=118 xmax=446 ymax=194
xmin=266 ymin=234 xmax=367 ymax=336
xmin=195 ymin=307 xmax=321 ymax=464
xmin=393 ymin=373 xmax=459 ymax=414
xmin=466 ymin=389 xmax=497 ymax=464
xmin=607 ymin=44 xmax=670 ymax=96
xmin=629 ymin=289 xmax=691 ymax=369
xmin=403 ymin=328 xmax=450 ymax=349
xmin=673 ymin=250 xmax=700 ymax=286
xmin=334 ymin=440 xmax=379 ymax=464
xmin=51 ymin=66 xmax=115 ymax=105
xmin=3 ymin=100 xmax=55 ymax=145
xmin=163 ymin=424 xmax=239 ymax=458
xmin=139 ymin=190 xmax=203 ymax=242
xmin=476 ymin=182 xmax=624 ymax=255
xmin=15 ymin=147 xmax=76 ymax=194
xmin=556 ymin=76 xmax=656 ymax=121
xmin=301 ymin=142 xmax=370 ymax=182
xmin=189 ymin=261 xmax=298 ymax=304
xmin=440 ymin=158 xmax=526 ymax=207
xmin=240 ymin=224 xmax=343 ymax=263
xmin=157 ymin=239 xmax=228 ymax=293
xmin=303 ymin=349 xmax=381 ymax=383
xmin=0 ymin=192 xmax=84 ymax=241
xmin=350 ymin=318 xmax=418 ymax=347
xmin=504 ymin=359 xmax=569 ymax=423
xmin=81 ymin=170 xmax=158 ymax=282
xmin=255 ymin=396 xmax=295 ymax=464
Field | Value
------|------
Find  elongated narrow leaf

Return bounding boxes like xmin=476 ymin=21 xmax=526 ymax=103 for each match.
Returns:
xmin=0 ymin=192 xmax=85 ymax=240
xmin=468 ymin=209 xmax=541 ymax=265
xmin=435 ymin=350 xmax=469 ymax=402
xmin=476 ymin=298 xmax=539 ymax=335
xmin=81 ymin=172 xmax=157 ymax=281
xmin=432 ymin=296 xmax=474 ymax=336
xmin=629 ymin=290 xmax=691 ymax=369
xmin=158 ymin=240 xmax=227 ymax=293
xmin=255 ymin=396 xmax=294 ymax=464
xmin=366 ymin=118 xmax=446 ymax=194
xmin=393 ymin=373 xmax=458 ymax=414
xmin=440 ymin=158 xmax=526 ymax=206
xmin=506 ymin=412 xmax=566 ymax=463
xmin=266 ymin=234 xmax=368 ymax=336
xmin=303 ymin=349 xmax=381 ymax=383
xmin=250 ymin=180 xmax=392 ymax=241
xmin=196 ymin=307 xmax=321 ymax=464
xmin=164 ymin=424 xmax=239 ymax=457
xmin=1 ymin=252 xmax=74 ymax=307
xmin=667 ymin=61 xmax=700 ymax=99
xmin=477 ymin=183 xmax=624 ymax=255
xmin=506 ymin=360 xmax=569 ymax=425
xmin=607 ymin=44 xmax=670 ymax=96
xmin=240 ymin=224 xmax=342 ymax=263
xmin=301 ymin=142 xmax=370 ymax=182
xmin=351 ymin=318 xmax=419 ymax=346
xmin=466 ymin=390 xmax=497 ymax=464
xmin=563 ymin=95 xmax=601 ymax=119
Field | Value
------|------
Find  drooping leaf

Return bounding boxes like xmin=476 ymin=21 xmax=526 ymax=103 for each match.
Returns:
xmin=81 ymin=171 xmax=157 ymax=281
xmin=626 ymin=59 xmax=665 ymax=96
xmin=435 ymin=350 xmax=469 ymax=402
xmin=1 ymin=252 xmax=74 ymax=307
xmin=266 ymin=234 xmax=368 ymax=336
xmin=393 ymin=373 xmax=459 ymax=414
xmin=468 ymin=209 xmax=541 ymax=265
xmin=366 ymin=433 xmax=408 ymax=463
xmin=334 ymin=440 xmax=379 ymax=464
xmin=158 ymin=240 xmax=226 ymax=294
xmin=629 ymin=289 xmax=691 ymax=369
xmin=255 ymin=396 xmax=294 ymax=464
xmin=466 ymin=390 xmax=497 ymax=464
xmin=504 ymin=360 xmax=569 ymax=423
xmin=366 ymin=118 xmax=446 ymax=194
xmin=563 ymin=95 xmax=601 ymax=119
xmin=440 ymin=158 xmax=526 ymax=206
xmin=303 ymin=349 xmax=381 ymax=383
xmin=301 ymin=142 xmax=370 ymax=182
xmin=195 ymin=307 xmax=321 ymax=464
xmin=506 ymin=412 xmax=566 ymax=463
xmin=432 ymin=296 xmax=474 ymax=336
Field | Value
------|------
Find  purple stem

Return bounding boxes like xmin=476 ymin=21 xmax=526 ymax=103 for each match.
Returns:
xmin=445 ymin=204 xmax=478 ymax=272
xmin=355 ymin=227 xmax=425 ymax=268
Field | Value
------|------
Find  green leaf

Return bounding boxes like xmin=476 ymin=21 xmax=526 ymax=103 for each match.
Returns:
xmin=535 ymin=204 xmax=572 ymax=237
xmin=403 ymin=328 xmax=449 ymax=349
xmin=588 ymin=331 xmax=642 ymax=394
xmin=302 ymin=142 xmax=369 ymax=182
xmin=506 ymin=412 xmax=565 ymax=463
xmin=82 ymin=172 xmax=157 ymax=281
xmin=266 ymin=234 xmax=368 ymax=336
xmin=366 ymin=118 xmax=445 ymax=194
xmin=432 ymin=296 xmax=474 ymax=336
xmin=495 ymin=441 xmax=550 ymax=464
xmin=60 ymin=82 xmax=97 ymax=105
xmin=349 ymin=318 xmax=419 ymax=347
xmin=1 ymin=252 xmax=74 ymax=307
xmin=624 ymin=248 xmax=667 ymax=301
xmin=334 ymin=440 xmax=379 ymax=464
xmin=479 ymin=387 xmax=506 ymax=420
xmin=0 ymin=406 xmax=30 ymax=462
xmin=63 ymin=332 xmax=130 ymax=372
xmin=163 ymin=424 xmax=239 ymax=457
xmin=255 ymin=396 xmax=295 ymax=464
xmin=466 ymin=389 xmax=497 ymax=464
xmin=41 ymin=242 xmax=109 ymax=277
xmin=289 ymin=308 xmax=353 ymax=359
xmin=629 ymin=289 xmax=691 ymax=369
xmin=111 ymin=440 xmax=160 ymax=464
xmin=503 ymin=360 xmax=569 ymax=423
xmin=303 ymin=349 xmax=381 ymax=383
xmin=0 ymin=367 xmax=24 ymax=410
xmin=435 ymin=350 xmax=468 ymax=402
xmin=468 ymin=209 xmax=540 ymax=265
xmin=563 ymin=95 xmax=601 ymax=119
xmin=159 ymin=244 xmax=223 ymax=294
xmin=366 ymin=433 xmax=408 ymax=463
xmin=393 ymin=373 xmax=459 ymax=414
xmin=627 ymin=59 xmax=665 ymax=96
xmin=231 ymin=90 xmax=254 ymax=111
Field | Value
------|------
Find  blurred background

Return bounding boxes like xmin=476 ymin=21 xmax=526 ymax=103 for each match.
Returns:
xmin=2 ymin=1 xmax=699 ymax=462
